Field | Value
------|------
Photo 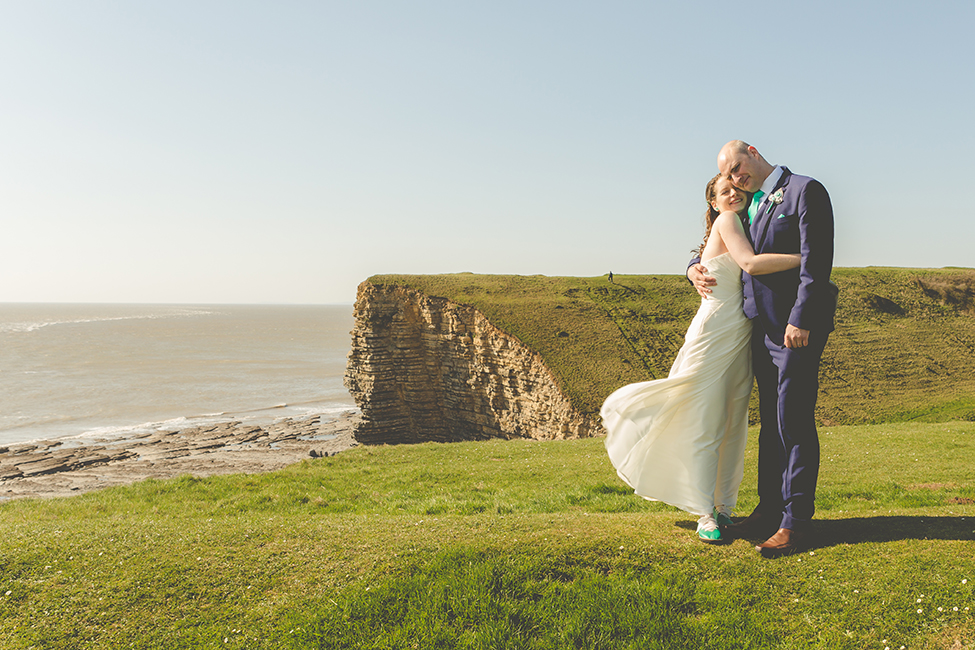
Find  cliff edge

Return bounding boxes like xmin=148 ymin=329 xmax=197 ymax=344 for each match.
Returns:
xmin=344 ymin=281 xmax=602 ymax=444
xmin=347 ymin=269 xmax=975 ymax=431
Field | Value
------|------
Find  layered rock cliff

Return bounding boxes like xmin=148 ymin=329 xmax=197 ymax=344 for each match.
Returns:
xmin=344 ymin=281 xmax=603 ymax=444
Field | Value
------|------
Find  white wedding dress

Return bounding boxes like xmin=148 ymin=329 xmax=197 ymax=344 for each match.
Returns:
xmin=601 ymin=252 xmax=753 ymax=516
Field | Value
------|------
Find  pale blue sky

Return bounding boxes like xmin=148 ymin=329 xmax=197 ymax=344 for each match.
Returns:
xmin=1 ymin=1 xmax=971 ymax=304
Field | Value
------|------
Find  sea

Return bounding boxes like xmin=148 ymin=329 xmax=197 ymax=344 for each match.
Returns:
xmin=0 ymin=304 xmax=357 ymax=447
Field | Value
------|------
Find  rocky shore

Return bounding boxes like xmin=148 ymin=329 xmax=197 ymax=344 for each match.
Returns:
xmin=0 ymin=411 xmax=360 ymax=500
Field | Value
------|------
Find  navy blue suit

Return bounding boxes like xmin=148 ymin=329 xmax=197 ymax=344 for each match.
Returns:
xmin=746 ymin=167 xmax=834 ymax=530
xmin=690 ymin=167 xmax=835 ymax=530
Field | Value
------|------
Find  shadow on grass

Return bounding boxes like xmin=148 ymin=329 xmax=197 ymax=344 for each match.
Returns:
xmin=813 ymin=515 xmax=975 ymax=547
xmin=609 ymin=281 xmax=642 ymax=295
xmin=676 ymin=515 xmax=975 ymax=549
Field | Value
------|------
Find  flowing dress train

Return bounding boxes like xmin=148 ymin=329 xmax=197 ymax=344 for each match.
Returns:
xmin=601 ymin=252 xmax=753 ymax=516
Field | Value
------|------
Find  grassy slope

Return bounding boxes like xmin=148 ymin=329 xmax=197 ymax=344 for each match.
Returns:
xmin=369 ymin=267 xmax=975 ymax=425
xmin=1 ymin=422 xmax=974 ymax=648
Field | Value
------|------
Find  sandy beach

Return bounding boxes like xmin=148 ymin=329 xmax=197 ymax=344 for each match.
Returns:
xmin=0 ymin=411 xmax=360 ymax=500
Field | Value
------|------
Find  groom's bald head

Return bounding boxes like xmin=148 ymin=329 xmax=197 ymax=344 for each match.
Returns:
xmin=717 ymin=140 xmax=773 ymax=193
xmin=723 ymin=140 xmax=752 ymax=156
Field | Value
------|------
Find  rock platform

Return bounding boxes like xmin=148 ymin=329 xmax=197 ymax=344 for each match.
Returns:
xmin=0 ymin=411 xmax=359 ymax=500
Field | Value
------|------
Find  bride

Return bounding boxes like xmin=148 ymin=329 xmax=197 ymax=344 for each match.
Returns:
xmin=601 ymin=175 xmax=800 ymax=544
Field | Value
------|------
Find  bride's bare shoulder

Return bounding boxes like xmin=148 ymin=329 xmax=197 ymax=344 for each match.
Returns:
xmin=715 ymin=210 xmax=742 ymax=224
xmin=714 ymin=210 xmax=747 ymax=233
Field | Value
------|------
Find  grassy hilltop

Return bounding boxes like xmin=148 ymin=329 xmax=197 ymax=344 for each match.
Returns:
xmin=369 ymin=267 xmax=975 ymax=425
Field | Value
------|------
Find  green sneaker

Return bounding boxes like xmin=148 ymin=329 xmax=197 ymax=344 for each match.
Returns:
xmin=714 ymin=506 xmax=734 ymax=528
xmin=697 ymin=513 xmax=724 ymax=544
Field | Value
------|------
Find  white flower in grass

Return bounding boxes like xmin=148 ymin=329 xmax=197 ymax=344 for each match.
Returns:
xmin=917 ymin=598 xmax=923 ymax=603
xmin=917 ymin=608 xmax=923 ymax=614
xmin=4 ymin=591 xmax=10 ymax=596
xmin=954 ymin=607 xmax=959 ymax=611
xmin=938 ymin=606 xmax=943 ymax=612
xmin=963 ymin=579 xmax=968 ymax=585
xmin=853 ymin=589 xmax=858 ymax=593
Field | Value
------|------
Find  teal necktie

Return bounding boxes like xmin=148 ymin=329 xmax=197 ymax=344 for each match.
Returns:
xmin=748 ymin=190 xmax=765 ymax=225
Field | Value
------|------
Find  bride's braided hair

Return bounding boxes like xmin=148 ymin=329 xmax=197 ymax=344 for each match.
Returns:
xmin=694 ymin=174 xmax=724 ymax=257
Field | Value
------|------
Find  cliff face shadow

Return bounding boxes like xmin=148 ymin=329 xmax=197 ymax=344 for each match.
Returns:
xmin=675 ymin=515 xmax=975 ymax=548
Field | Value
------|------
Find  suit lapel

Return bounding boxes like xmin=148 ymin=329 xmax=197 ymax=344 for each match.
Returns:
xmin=754 ymin=167 xmax=793 ymax=251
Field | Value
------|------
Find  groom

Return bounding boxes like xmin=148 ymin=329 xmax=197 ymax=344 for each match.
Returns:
xmin=688 ymin=141 xmax=835 ymax=557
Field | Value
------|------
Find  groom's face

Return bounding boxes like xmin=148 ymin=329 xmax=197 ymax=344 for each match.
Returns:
xmin=718 ymin=148 xmax=763 ymax=193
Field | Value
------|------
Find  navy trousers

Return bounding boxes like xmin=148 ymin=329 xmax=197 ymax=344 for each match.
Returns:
xmin=751 ymin=323 xmax=828 ymax=531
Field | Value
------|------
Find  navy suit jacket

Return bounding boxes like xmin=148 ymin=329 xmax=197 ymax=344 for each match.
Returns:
xmin=688 ymin=167 xmax=836 ymax=347
xmin=743 ymin=167 xmax=835 ymax=346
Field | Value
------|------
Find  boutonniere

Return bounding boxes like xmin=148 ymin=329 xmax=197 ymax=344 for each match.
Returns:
xmin=765 ymin=188 xmax=785 ymax=214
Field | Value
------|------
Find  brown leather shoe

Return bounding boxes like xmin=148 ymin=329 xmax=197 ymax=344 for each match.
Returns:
xmin=726 ymin=510 xmax=778 ymax=540
xmin=755 ymin=528 xmax=805 ymax=558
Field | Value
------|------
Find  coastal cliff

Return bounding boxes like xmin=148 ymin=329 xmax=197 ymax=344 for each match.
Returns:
xmin=346 ymin=269 xmax=975 ymax=436
xmin=344 ymin=281 xmax=602 ymax=444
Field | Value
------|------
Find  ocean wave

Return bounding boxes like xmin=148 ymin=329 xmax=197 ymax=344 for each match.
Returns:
xmin=19 ymin=404 xmax=361 ymax=447
xmin=61 ymin=416 xmax=196 ymax=442
xmin=277 ymin=403 xmax=359 ymax=420
xmin=0 ymin=308 xmax=218 ymax=334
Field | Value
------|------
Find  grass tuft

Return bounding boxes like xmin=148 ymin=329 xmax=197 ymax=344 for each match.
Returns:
xmin=286 ymin=549 xmax=779 ymax=649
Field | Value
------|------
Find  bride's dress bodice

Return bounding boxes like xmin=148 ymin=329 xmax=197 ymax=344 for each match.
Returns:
xmin=699 ymin=252 xmax=743 ymax=307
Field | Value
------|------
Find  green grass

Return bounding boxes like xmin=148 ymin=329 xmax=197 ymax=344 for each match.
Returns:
xmin=368 ymin=267 xmax=975 ymax=425
xmin=2 ymin=421 xmax=975 ymax=648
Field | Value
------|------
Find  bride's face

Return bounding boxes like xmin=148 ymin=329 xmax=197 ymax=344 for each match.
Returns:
xmin=711 ymin=178 xmax=746 ymax=214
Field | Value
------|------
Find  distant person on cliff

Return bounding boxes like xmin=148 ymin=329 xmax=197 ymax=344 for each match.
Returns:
xmin=601 ymin=170 xmax=801 ymax=546
xmin=688 ymin=141 xmax=836 ymax=557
